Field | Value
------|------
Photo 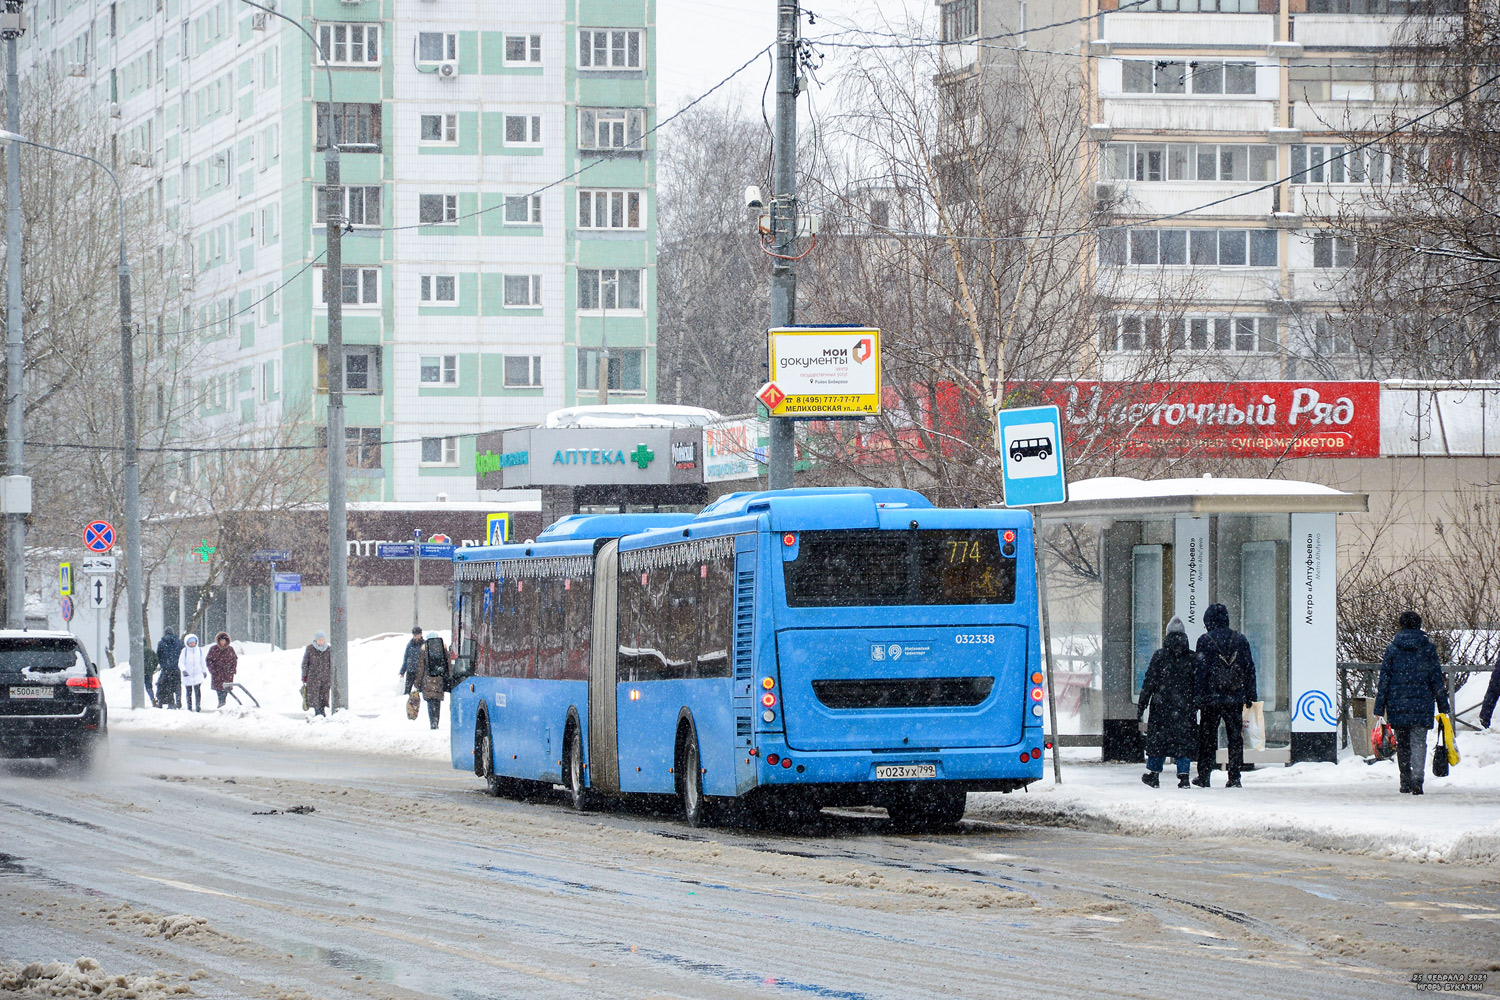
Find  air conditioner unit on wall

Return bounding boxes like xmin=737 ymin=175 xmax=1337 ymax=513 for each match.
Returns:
xmin=437 ymin=60 xmax=458 ymax=79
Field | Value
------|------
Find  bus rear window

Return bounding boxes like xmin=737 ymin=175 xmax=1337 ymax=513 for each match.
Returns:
xmin=783 ymin=530 xmax=1017 ymax=607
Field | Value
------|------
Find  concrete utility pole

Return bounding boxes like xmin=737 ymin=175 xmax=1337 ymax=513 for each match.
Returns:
xmin=239 ymin=1 xmax=347 ymax=711
xmin=766 ymin=0 xmax=800 ymax=490
xmin=3 ymin=2 xmax=26 ymax=629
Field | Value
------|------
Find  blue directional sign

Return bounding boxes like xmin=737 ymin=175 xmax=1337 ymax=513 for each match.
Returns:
xmin=273 ymin=572 xmax=301 ymax=593
xmin=420 ymin=543 xmax=456 ymax=560
xmin=997 ymin=405 xmax=1068 ymax=507
xmin=249 ymin=550 xmax=292 ymax=562
xmin=376 ymin=543 xmax=416 ymax=559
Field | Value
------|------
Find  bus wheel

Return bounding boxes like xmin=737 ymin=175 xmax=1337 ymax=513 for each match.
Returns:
xmin=886 ymin=785 xmax=967 ymax=833
xmin=478 ymin=725 xmax=510 ymax=798
xmin=565 ymin=724 xmax=593 ymax=812
xmin=676 ymin=727 xmax=715 ymax=828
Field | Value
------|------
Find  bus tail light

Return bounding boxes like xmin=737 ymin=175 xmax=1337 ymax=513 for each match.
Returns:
xmin=1018 ymin=752 xmax=1029 ymax=763
xmin=1031 ymin=672 xmax=1044 ymax=684
xmin=1030 ymin=748 xmax=1042 ymax=760
xmin=766 ymin=753 xmax=780 ymax=766
xmin=761 ymin=692 xmax=776 ymax=708
xmin=66 ymin=677 xmax=101 ymax=689
xmin=781 ymin=757 xmax=793 ymax=768
xmin=783 ymin=533 xmax=797 ymax=547
xmin=761 ymin=676 xmax=775 ymax=690
xmin=1030 ymin=687 xmax=1044 ymax=701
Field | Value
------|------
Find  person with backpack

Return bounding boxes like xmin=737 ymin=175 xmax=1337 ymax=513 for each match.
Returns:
xmin=1374 ymin=611 xmax=1451 ymax=795
xmin=1193 ymin=603 xmax=1256 ymax=788
xmin=1138 ymin=616 xmax=1200 ymax=789
xmin=420 ymin=634 xmax=450 ymax=730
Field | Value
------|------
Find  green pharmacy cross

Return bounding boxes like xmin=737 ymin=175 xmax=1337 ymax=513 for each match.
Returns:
xmin=629 ymin=444 xmax=655 ymax=470
xmin=193 ymin=540 xmax=217 ymax=563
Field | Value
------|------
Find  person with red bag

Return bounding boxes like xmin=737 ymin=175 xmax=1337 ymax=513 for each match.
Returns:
xmin=1374 ymin=611 xmax=1451 ymax=795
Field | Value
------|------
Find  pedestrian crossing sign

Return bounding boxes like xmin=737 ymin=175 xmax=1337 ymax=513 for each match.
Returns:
xmin=487 ymin=513 xmax=511 ymax=546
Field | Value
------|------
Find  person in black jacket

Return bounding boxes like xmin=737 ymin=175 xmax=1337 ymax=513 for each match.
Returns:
xmin=154 ymin=627 xmax=183 ymax=710
xmin=1479 ymin=651 xmax=1500 ymax=731
xmin=1374 ymin=611 xmax=1451 ymax=795
xmin=1193 ymin=603 xmax=1256 ymax=788
xmin=1138 ymin=615 xmax=1200 ymax=789
xmin=400 ymin=627 xmax=425 ymax=696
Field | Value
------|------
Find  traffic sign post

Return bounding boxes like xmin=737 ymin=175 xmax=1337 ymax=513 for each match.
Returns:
xmin=249 ymin=550 xmax=291 ymax=562
xmin=83 ymin=520 xmax=116 ymax=553
xmin=86 ymin=574 xmax=111 ymax=611
xmin=486 ymin=513 xmax=511 ymax=546
xmin=273 ymin=572 xmax=301 ymax=593
xmin=996 ymin=405 xmax=1068 ymax=508
xmin=81 ymin=556 xmax=116 ymax=576
xmin=59 ymin=595 xmax=73 ymax=623
xmin=59 ymin=563 xmax=72 ymax=597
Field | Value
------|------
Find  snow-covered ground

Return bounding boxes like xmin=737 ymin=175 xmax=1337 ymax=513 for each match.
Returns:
xmin=103 ymin=635 xmax=1500 ymax=863
xmin=103 ymin=632 xmax=450 ymax=760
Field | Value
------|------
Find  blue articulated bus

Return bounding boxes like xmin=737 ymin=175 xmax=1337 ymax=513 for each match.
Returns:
xmin=447 ymin=487 xmax=1045 ymax=829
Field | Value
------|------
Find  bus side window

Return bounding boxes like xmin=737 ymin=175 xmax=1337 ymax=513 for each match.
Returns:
xmin=564 ymin=574 xmax=591 ymax=681
xmin=640 ymin=566 xmax=672 ymax=680
xmin=666 ymin=561 xmax=698 ymax=680
xmin=697 ymin=555 xmax=732 ymax=679
xmin=617 ymin=564 xmax=642 ymax=682
xmin=516 ymin=577 xmax=539 ymax=679
xmin=538 ymin=576 xmax=564 ymax=680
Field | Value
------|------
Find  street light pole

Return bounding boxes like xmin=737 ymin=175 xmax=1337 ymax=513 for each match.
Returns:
xmin=766 ymin=0 xmax=800 ymax=490
xmin=238 ymin=1 xmax=347 ymax=711
xmin=3 ymin=4 xmax=26 ymax=629
xmin=0 ymin=129 xmax=145 ymax=708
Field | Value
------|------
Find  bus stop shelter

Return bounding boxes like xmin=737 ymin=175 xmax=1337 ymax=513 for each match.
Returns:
xmin=1034 ymin=476 xmax=1368 ymax=765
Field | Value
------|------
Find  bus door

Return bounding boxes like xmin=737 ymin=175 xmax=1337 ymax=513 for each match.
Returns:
xmin=588 ymin=539 xmax=621 ymax=794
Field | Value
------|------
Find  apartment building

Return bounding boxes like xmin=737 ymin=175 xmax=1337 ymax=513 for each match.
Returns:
xmin=20 ymin=0 xmax=657 ymax=503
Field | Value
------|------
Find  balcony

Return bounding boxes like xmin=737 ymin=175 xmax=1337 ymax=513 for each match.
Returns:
xmin=1292 ymin=14 xmax=1453 ymax=49
xmin=1106 ymin=181 xmax=1275 ymax=219
xmin=1101 ymin=98 xmax=1275 ymax=134
xmin=1101 ymin=13 xmax=1275 ymax=47
xmin=1293 ymin=100 xmax=1444 ymax=135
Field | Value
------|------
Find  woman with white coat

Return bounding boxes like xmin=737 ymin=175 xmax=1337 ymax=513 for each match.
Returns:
xmin=177 ymin=633 xmax=210 ymax=712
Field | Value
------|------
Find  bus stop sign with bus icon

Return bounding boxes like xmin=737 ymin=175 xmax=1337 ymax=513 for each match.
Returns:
xmin=997 ymin=405 xmax=1067 ymax=507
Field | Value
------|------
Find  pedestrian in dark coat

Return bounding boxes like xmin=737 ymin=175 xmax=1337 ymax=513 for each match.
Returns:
xmin=206 ymin=632 xmax=238 ymax=708
xmin=301 ymin=631 xmax=333 ymax=717
xmin=1193 ymin=603 xmax=1257 ymax=788
xmin=1478 ymin=651 xmax=1500 ymax=730
xmin=1374 ymin=611 xmax=1451 ymax=795
xmin=155 ymin=628 xmax=183 ymax=709
xmin=1138 ymin=616 xmax=1200 ymax=789
xmin=400 ymin=627 xmax=425 ymax=696
xmin=420 ymin=635 xmax=449 ymax=729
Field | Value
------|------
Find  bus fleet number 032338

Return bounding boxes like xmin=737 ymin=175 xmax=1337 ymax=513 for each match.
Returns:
xmin=954 ymin=633 xmax=996 ymax=644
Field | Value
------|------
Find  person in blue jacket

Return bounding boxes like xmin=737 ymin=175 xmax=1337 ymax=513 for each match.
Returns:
xmin=1478 ymin=652 xmax=1500 ymax=731
xmin=1374 ymin=611 xmax=1451 ymax=795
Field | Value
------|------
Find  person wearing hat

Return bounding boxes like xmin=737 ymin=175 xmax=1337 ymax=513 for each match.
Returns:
xmin=301 ymin=630 xmax=333 ymax=717
xmin=400 ymin=626 xmax=426 ymax=697
xmin=1138 ymin=615 xmax=1200 ymax=789
xmin=1374 ymin=610 xmax=1451 ymax=795
xmin=1193 ymin=603 xmax=1257 ymax=787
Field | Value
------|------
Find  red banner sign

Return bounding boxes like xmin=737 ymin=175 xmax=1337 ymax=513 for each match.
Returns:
xmin=1031 ymin=381 xmax=1381 ymax=458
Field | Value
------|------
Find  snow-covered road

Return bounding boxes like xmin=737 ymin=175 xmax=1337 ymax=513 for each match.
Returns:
xmin=2 ymin=731 xmax=1496 ymax=999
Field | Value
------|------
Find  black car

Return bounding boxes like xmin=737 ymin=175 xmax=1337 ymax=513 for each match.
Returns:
xmin=0 ymin=630 xmax=108 ymax=765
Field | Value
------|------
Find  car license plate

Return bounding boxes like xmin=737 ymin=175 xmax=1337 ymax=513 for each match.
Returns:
xmin=9 ymin=686 xmax=54 ymax=699
xmin=875 ymin=763 xmax=937 ymax=780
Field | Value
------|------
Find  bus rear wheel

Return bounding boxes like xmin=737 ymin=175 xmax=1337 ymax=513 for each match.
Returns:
xmin=886 ymin=785 xmax=967 ymax=833
xmin=676 ymin=727 xmax=716 ymax=828
xmin=565 ymin=724 xmax=593 ymax=812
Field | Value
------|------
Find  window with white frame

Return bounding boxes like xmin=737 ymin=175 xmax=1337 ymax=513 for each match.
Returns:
xmin=260 ymin=360 xmax=278 ymax=402
xmin=420 ymin=355 xmax=458 ymax=385
xmin=578 ymin=189 xmax=643 ymax=230
xmin=420 ymin=436 xmax=459 ymax=466
xmin=419 ymin=113 xmax=458 ymax=144
xmin=258 ymin=283 xmax=280 ymax=326
xmin=503 ymin=274 xmax=542 ymax=307
xmin=417 ymin=31 xmax=457 ymax=62
xmin=1121 ymin=60 xmax=1255 ymax=96
xmin=503 ymin=355 xmax=543 ymax=388
xmin=504 ymin=114 xmax=542 ymax=145
xmin=1124 ymin=0 xmax=1259 ymax=9
xmin=1311 ymin=235 xmax=1359 ymax=268
xmin=1100 ymin=142 xmax=1277 ymax=182
xmin=1312 ymin=317 xmax=1355 ymax=355
xmin=419 ymin=274 xmax=457 ymax=304
xmin=505 ymin=33 xmax=542 ymax=64
xmin=259 ymin=204 xmax=279 ymax=246
xmin=314 ymin=185 xmax=382 ymax=227
xmin=1101 ymin=314 xmax=1279 ymax=354
xmin=315 ymin=266 xmax=381 ymax=306
xmin=578 ymin=108 xmax=646 ymax=151
xmin=504 ymin=194 xmax=542 ymax=225
xmin=316 ymin=426 xmax=383 ymax=469
xmin=578 ymin=28 xmax=642 ymax=69
xmin=577 ymin=268 xmax=643 ymax=310
xmin=316 ymin=102 xmax=381 ymax=150
xmin=1100 ymin=228 xmax=1278 ymax=267
xmin=316 ymin=23 xmax=380 ymax=66
xmin=418 ymin=193 xmax=459 ymax=225
xmin=940 ymin=0 xmax=978 ymax=42
xmin=1291 ymin=144 xmax=1416 ymax=185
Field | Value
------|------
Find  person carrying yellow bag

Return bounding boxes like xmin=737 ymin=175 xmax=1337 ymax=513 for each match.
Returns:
xmin=1374 ymin=610 xmax=1451 ymax=795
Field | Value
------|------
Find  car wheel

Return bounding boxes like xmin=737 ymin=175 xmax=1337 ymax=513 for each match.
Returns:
xmin=676 ymin=726 xmax=716 ymax=828
xmin=886 ymin=785 xmax=967 ymax=833
xmin=565 ymin=724 xmax=593 ymax=812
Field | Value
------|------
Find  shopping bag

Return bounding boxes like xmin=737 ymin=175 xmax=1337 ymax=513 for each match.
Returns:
xmin=1241 ymin=701 xmax=1266 ymax=752
xmin=406 ymin=690 xmax=421 ymax=720
xmin=300 ymin=683 xmax=309 ymax=712
xmin=1432 ymin=734 xmax=1450 ymax=777
xmin=1440 ymin=713 xmax=1459 ymax=766
xmin=1371 ymin=721 xmax=1397 ymax=760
